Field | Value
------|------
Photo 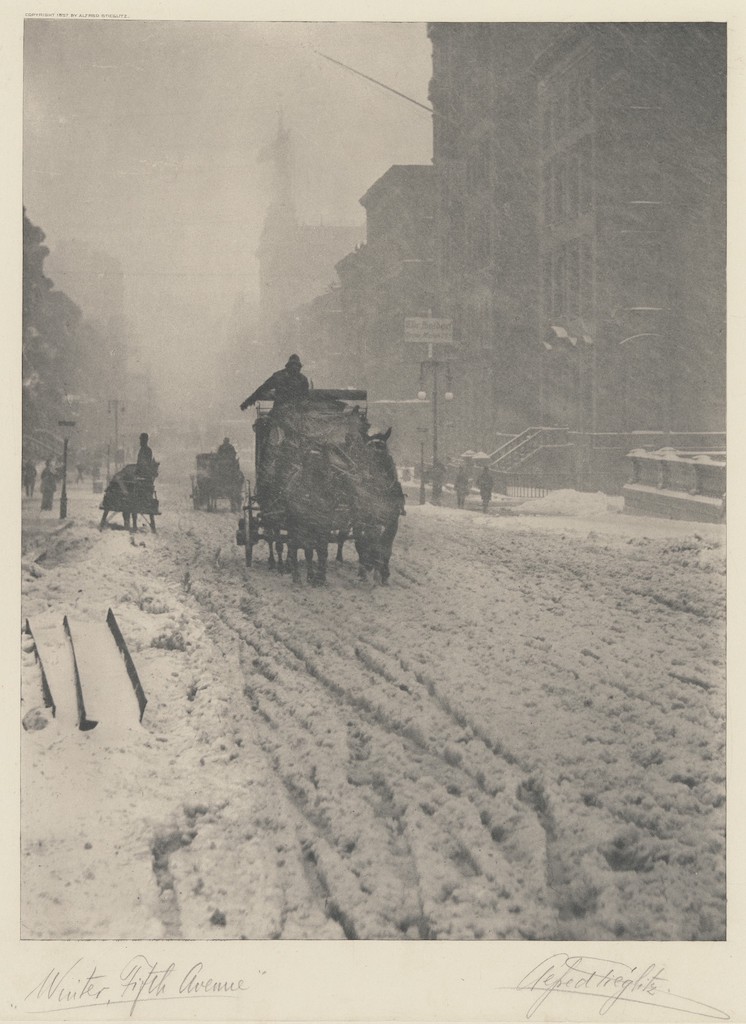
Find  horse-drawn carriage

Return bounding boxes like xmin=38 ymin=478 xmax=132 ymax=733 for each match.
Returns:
xmin=99 ymin=463 xmax=160 ymax=532
xmin=191 ymin=451 xmax=244 ymax=512
xmin=236 ymin=389 xmax=404 ymax=584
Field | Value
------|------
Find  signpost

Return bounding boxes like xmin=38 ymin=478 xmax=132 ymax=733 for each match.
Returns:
xmin=405 ymin=316 xmax=454 ymax=344
xmin=406 ymin=317 xmax=456 ymax=494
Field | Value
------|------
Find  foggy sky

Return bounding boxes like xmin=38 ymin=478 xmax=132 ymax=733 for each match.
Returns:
xmin=23 ymin=20 xmax=433 ymax=412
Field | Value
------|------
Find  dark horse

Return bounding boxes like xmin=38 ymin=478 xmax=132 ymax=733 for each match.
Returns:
xmin=99 ymin=463 xmax=159 ymax=532
xmin=352 ymin=430 xmax=404 ymax=584
xmin=283 ymin=445 xmax=352 ymax=585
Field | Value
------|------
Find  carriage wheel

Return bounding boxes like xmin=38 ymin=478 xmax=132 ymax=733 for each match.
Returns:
xmin=244 ymin=483 xmax=254 ymax=566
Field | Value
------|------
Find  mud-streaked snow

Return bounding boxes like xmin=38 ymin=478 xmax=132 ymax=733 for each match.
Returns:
xmin=20 ymin=477 xmax=725 ymax=940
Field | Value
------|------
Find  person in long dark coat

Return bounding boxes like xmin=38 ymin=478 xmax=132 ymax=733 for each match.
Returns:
xmin=136 ymin=433 xmax=156 ymax=479
xmin=430 ymin=460 xmax=446 ymax=505
xmin=455 ymin=465 xmax=470 ymax=508
xmin=23 ymin=460 xmax=37 ymax=497
xmin=40 ymin=460 xmax=56 ymax=511
xmin=240 ymin=354 xmax=309 ymax=411
xmin=476 ymin=466 xmax=494 ymax=512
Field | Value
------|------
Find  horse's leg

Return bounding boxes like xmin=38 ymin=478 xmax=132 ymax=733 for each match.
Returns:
xmin=304 ymin=544 xmax=315 ymax=583
xmin=149 ymin=514 xmax=157 ymax=533
xmin=131 ymin=512 xmax=138 ymax=532
xmin=289 ymin=541 xmax=301 ymax=583
xmin=314 ymin=541 xmax=328 ymax=585
xmin=336 ymin=530 xmax=347 ymax=562
xmin=99 ymin=510 xmax=108 ymax=530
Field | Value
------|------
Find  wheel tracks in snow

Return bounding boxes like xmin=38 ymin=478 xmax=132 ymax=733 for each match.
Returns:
xmin=221 ymin=607 xmax=554 ymax=938
xmin=172 ymin=570 xmax=556 ymax=937
xmin=152 ymin=504 xmax=725 ymax=939
xmin=156 ymin=525 xmax=603 ymax=935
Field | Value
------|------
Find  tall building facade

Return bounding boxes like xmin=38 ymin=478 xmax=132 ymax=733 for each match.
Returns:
xmin=536 ymin=24 xmax=726 ymax=434
xmin=428 ymin=23 xmax=562 ymax=454
xmin=427 ymin=22 xmax=726 ymax=451
xmin=336 ymin=165 xmax=436 ymax=398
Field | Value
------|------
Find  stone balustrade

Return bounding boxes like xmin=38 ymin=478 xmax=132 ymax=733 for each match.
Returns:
xmin=623 ymin=448 xmax=725 ymax=521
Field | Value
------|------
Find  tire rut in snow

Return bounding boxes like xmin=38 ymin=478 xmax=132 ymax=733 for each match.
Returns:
xmin=162 ymin=505 xmax=726 ymax=939
xmin=222 ymin=607 xmax=554 ymax=938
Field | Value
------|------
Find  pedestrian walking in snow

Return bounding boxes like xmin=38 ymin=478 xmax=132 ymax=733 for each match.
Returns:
xmin=455 ymin=465 xmax=470 ymax=508
xmin=476 ymin=466 xmax=494 ymax=512
xmin=23 ymin=459 xmax=37 ymax=497
xmin=431 ymin=460 xmax=446 ymax=505
xmin=40 ymin=460 xmax=56 ymax=511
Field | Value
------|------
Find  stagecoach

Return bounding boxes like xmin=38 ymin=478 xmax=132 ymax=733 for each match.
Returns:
xmin=236 ymin=388 xmax=368 ymax=572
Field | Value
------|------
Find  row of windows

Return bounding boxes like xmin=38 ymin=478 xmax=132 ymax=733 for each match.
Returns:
xmin=543 ymin=239 xmax=594 ymax=319
xmin=542 ymin=138 xmax=594 ymax=225
xmin=541 ymin=70 xmax=594 ymax=147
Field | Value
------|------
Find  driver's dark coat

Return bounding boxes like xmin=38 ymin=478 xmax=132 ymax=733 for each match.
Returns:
xmin=242 ymin=368 xmax=309 ymax=409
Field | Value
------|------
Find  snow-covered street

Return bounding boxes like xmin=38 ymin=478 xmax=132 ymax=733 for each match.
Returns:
xmin=20 ymin=472 xmax=726 ymax=942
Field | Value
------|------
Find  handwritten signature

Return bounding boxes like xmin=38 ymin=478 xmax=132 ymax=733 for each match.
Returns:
xmin=516 ymin=954 xmax=729 ymax=1020
xmin=25 ymin=956 xmax=247 ymax=1016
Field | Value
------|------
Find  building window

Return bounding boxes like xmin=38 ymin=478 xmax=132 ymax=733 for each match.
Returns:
xmin=468 ymin=215 xmax=490 ymax=267
xmin=580 ymin=239 xmax=594 ymax=315
xmin=568 ymin=76 xmax=581 ymax=131
xmin=554 ymin=249 xmax=566 ymax=315
xmin=555 ymin=90 xmax=567 ymax=139
xmin=579 ymin=136 xmax=593 ymax=214
xmin=543 ymin=253 xmax=553 ymax=316
xmin=568 ymin=152 xmax=580 ymax=220
xmin=542 ymin=106 xmax=552 ymax=150
xmin=567 ymin=243 xmax=581 ymax=316
xmin=542 ymin=162 xmax=553 ymax=226
xmin=553 ymin=158 xmax=566 ymax=223
xmin=579 ymin=72 xmax=593 ymax=120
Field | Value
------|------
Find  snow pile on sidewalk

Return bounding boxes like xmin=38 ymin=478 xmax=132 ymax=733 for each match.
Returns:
xmin=517 ymin=489 xmax=621 ymax=517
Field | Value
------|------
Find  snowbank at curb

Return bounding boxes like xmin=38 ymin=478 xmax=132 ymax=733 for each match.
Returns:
xmin=516 ymin=489 xmax=621 ymax=517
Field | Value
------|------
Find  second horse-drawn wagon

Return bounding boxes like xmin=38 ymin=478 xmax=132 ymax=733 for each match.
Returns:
xmin=191 ymin=450 xmax=244 ymax=512
xmin=236 ymin=389 xmax=405 ymax=583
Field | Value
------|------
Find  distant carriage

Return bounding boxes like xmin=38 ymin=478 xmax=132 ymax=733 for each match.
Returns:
xmin=236 ymin=389 xmax=403 ymax=584
xmin=191 ymin=452 xmax=244 ymax=512
xmin=99 ymin=463 xmax=160 ymax=532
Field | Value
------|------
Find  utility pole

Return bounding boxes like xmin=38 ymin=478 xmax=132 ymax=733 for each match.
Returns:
xmin=108 ymin=399 xmax=125 ymax=469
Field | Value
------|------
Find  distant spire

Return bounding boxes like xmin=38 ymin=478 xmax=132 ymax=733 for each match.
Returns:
xmin=257 ymin=111 xmax=294 ymax=212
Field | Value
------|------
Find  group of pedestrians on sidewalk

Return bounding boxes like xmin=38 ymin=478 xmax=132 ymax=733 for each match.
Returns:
xmin=428 ymin=462 xmax=496 ymax=512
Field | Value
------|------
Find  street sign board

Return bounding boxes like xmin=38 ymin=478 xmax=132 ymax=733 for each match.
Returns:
xmin=404 ymin=317 xmax=454 ymax=343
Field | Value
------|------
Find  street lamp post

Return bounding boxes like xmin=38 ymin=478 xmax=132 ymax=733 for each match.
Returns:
xmin=108 ymin=399 xmax=125 ymax=469
xmin=58 ymin=419 xmax=76 ymax=520
xmin=417 ymin=343 xmax=454 ymax=501
xmin=416 ymin=427 xmax=428 ymax=505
